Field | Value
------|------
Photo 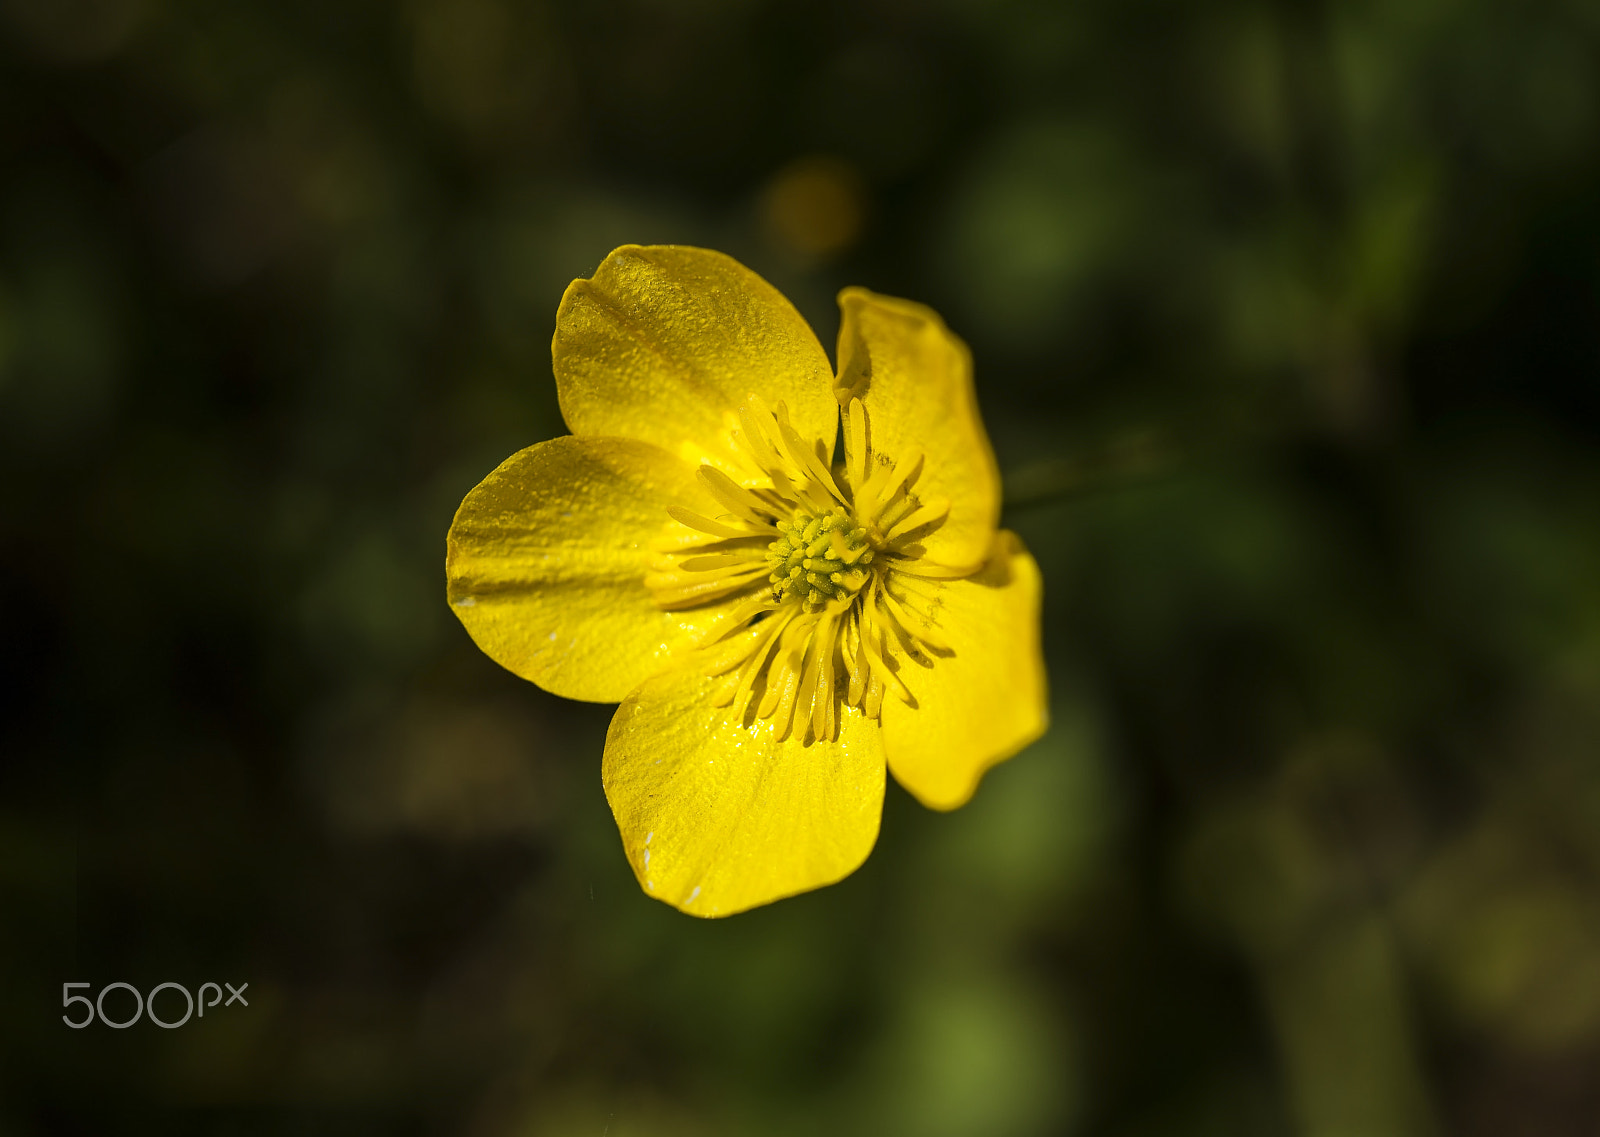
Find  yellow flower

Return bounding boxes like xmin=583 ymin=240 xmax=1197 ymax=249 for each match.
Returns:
xmin=446 ymin=245 xmax=1047 ymax=917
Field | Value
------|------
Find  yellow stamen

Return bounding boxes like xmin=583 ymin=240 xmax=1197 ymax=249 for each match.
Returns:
xmin=645 ymin=399 xmax=950 ymax=743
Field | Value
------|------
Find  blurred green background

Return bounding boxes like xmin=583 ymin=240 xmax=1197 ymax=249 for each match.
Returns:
xmin=5 ymin=0 xmax=1600 ymax=1133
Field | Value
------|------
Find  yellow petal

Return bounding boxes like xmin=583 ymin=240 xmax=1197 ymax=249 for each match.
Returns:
xmin=836 ymin=287 xmax=1000 ymax=568
xmin=554 ymin=245 xmax=838 ymax=475
xmin=603 ymin=663 xmax=886 ymax=917
xmin=880 ymin=531 xmax=1048 ymax=810
xmin=446 ymin=435 xmax=747 ymax=702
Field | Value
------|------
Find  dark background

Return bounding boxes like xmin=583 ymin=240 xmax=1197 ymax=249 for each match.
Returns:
xmin=5 ymin=0 xmax=1600 ymax=1133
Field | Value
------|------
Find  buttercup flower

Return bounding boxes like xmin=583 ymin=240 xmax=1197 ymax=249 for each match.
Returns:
xmin=446 ymin=245 xmax=1047 ymax=916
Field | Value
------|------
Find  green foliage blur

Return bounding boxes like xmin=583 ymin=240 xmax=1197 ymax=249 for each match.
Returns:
xmin=4 ymin=0 xmax=1600 ymax=1132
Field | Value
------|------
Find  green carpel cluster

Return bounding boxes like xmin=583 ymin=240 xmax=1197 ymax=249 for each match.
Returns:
xmin=767 ymin=507 xmax=874 ymax=610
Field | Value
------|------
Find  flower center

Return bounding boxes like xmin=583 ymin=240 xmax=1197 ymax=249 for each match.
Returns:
xmin=766 ymin=507 xmax=875 ymax=610
xmin=645 ymin=398 xmax=953 ymax=744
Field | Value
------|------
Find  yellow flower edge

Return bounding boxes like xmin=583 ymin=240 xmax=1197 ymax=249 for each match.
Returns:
xmin=447 ymin=244 xmax=1048 ymax=917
